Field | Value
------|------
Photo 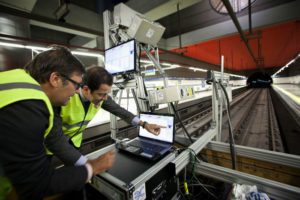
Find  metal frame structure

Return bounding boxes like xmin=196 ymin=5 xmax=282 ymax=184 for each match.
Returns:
xmin=86 ymin=73 xmax=300 ymax=199
xmin=195 ymin=162 xmax=300 ymax=199
xmin=103 ymin=8 xmax=174 ymax=138
xmin=172 ymin=127 xmax=218 ymax=175
xmin=85 ymin=4 xmax=300 ymax=200
xmin=207 ymin=141 xmax=300 ymax=168
xmin=85 ymin=73 xmax=220 ymax=199
xmin=103 ymin=9 xmax=149 ymax=139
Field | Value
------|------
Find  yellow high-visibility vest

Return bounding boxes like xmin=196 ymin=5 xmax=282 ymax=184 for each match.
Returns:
xmin=60 ymin=94 xmax=103 ymax=148
xmin=0 ymin=69 xmax=54 ymax=199
xmin=0 ymin=69 xmax=54 ymax=137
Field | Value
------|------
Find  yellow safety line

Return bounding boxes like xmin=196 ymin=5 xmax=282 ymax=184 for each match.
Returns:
xmin=272 ymin=85 xmax=300 ymax=104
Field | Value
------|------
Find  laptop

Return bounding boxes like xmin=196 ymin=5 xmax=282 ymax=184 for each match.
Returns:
xmin=116 ymin=112 xmax=175 ymax=161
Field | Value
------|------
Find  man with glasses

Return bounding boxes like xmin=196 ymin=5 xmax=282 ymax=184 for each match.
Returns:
xmin=45 ymin=65 xmax=165 ymax=166
xmin=0 ymin=47 xmax=115 ymax=199
xmin=60 ymin=73 xmax=84 ymax=90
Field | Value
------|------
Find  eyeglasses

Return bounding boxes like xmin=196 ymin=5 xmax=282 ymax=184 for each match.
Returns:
xmin=60 ymin=73 xmax=83 ymax=90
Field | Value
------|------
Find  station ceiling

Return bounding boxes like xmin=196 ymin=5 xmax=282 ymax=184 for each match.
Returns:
xmin=0 ymin=0 xmax=299 ymax=76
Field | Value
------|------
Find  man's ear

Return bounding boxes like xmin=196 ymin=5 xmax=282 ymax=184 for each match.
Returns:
xmin=49 ymin=72 xmax=61 ymax=88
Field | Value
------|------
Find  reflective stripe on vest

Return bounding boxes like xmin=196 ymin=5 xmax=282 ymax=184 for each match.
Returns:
xmin=0 ymin=69 xmax=54 ymax=138
xmin=62 ymin=120 xmax=90 ymax=129
xmin=0 ymin=82 xmax=43 ymax=91
xmin=60 ymin=93 xmax=103 ymax=147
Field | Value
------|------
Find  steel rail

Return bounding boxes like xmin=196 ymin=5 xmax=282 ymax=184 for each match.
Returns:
xmin=267 ymin=89 xmax=276 ymax=151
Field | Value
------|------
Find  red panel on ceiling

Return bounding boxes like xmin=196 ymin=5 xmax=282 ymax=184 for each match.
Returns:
xmin=171 ymin=20 xmax=300 ymax=71
xmin=261 ymin=21 xmax=300 ymax=68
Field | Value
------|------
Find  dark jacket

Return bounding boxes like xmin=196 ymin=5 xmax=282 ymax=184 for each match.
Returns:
xmin=44 ymin=95 xmax=136 ymax=165
xmin=0 ymin=100 xmax=87 ymax=200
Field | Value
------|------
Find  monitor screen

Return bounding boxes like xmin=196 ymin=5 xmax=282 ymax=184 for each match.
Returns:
xmin=105 ymin=39 xmax=136 ymax=75
xmin=139 ymin=113 xmax=175 ymax=144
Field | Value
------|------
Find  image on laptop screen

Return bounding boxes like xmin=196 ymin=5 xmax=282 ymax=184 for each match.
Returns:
xmin=139 ymin=113 xmax=174 ymax=144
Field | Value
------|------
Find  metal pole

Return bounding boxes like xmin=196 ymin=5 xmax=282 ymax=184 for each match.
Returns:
xmin=218 ymin=55 xmax=224 ymax=141
xmin=221 ymin=0 xmax=258 ymax=68
xmin=131 ymin=88 xmax=141 ymax=114
xmin=211 ymin=72 xmax=219 ymax=141
xmin=143 ymin=46 xmax=168 ymax=87
xmin=110 ymin=89 xmax=121 ymax=139
xmin=103 ymin=9 xmax=118 ymax=138
xmin=248 ymin=0 xmax=252 ymax=34
xmin=135 ymin=75 xmax=148 ymax=112
xmin=143 ymin=46 xmax=174 ymax=113
xmin=177 ymin=3 xmax=182 ymax=49
xmin=155 ymin=47 xmax=160 ymax=65
xmin=103 ymin=10 xmax=111 ymax=50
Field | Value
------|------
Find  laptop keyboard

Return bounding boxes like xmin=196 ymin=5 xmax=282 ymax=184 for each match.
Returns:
xmin=130 ymin=140 xmax=165 ymax=152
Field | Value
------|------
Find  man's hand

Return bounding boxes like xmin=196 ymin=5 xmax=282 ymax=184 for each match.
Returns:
xmin=144 ymin=123 xmax=166 ymax=136
xmin=87 ymin=149 xmax=115 ymax=175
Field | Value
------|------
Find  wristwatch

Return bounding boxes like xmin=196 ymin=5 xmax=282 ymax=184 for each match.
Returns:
xmin=142 ymin=121 xmax=147 ymax=129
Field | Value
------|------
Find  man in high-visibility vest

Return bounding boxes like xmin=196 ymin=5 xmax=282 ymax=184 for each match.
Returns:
xmin=0 ymin=47 xmax=115 ymax=200
xmin=45 ymin=66 xmax=165 ymax=166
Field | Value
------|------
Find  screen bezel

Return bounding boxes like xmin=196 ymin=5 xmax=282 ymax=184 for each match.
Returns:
xmin=104 ymin=39 xmax=136 ymax=75
xmin=138 ymin=112 xmax=175 ymax=144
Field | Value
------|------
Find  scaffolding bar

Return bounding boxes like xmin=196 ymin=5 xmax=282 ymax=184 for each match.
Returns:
xmin=194 ymin=161 xmax=300 ymax=200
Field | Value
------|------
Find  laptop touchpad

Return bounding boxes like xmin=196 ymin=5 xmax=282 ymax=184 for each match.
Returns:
xmin=125 ymin=146 xmax=142 ymax=153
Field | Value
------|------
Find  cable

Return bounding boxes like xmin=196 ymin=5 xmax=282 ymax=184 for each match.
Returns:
xmin=174 ymin=139 xmax=190 ymax=149
xmin=218 ymin=82 xmax=236 ymax=170
xmin=187 ymin=149 xmax=218 ymax=199
xmin=68 ymin=96 xmax=88 ymax=145
xmin=207 ymin=73 xmax=237 ymax=170
xmin=171 ymin=102 xmax=209 ymax=162
xmin=181 ymin=183 xmax=215 ymax=189
xmin=178 ymin=189 xmax=187 ymax=200
xmin=193 ymin=175 xmax=218 ymax=199
xmin=170 ymin=102 xmax=194 ymax=144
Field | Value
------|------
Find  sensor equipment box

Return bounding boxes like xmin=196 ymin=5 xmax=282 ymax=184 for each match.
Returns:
xmin=149 ymin=85 xmax=195 ymax=104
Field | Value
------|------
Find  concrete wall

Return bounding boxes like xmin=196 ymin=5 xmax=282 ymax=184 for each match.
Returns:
xmin=273 ymin=75 xmax=300 ymax=84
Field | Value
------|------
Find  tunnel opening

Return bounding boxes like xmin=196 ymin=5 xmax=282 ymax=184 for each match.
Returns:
xmin=247 ymin=72 xmax=273 ymax=88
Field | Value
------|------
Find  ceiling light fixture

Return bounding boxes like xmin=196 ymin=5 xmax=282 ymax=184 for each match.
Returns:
xmin=229 ymin=74 xmax=246 ymax=79
xmin=71 ymin=51 xmax=103 ymax=58
xmin=0 ymin=42 xmax=25 ymax=48
xmin=25 ymin=46 xmax=50 ymax=51
xmin=0 ymin=41 xmax=104 ymax=58
xmin=188 ymin=67 xmax=207 ymax=72
xmin=272 ymin=54 xmax=299 ymax=77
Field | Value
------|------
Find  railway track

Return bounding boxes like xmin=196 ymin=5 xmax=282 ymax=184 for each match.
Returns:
xmin=174 ymin=88 xmax=284 ymax=152
xmin=221 ymin=88 xmax=284 ymax=152
xmin=174 ymin=88 xmax=252 ymax=138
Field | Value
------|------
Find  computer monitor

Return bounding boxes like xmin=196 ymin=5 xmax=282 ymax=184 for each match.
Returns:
xmin=139 ymin=112 xmax=175 ymax=144
xmin=105 ymin=39 xmax=136 ymax=75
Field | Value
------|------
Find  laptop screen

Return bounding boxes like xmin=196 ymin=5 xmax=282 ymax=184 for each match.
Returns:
xmin=139 ymin=113 xmax=175 ymax=144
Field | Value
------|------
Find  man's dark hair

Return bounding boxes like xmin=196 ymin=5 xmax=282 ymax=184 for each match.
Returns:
xmin=24 ymin=46 xmax=85 ymax=83
xmin=83 ymin=66 xmax=113 ymax=93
